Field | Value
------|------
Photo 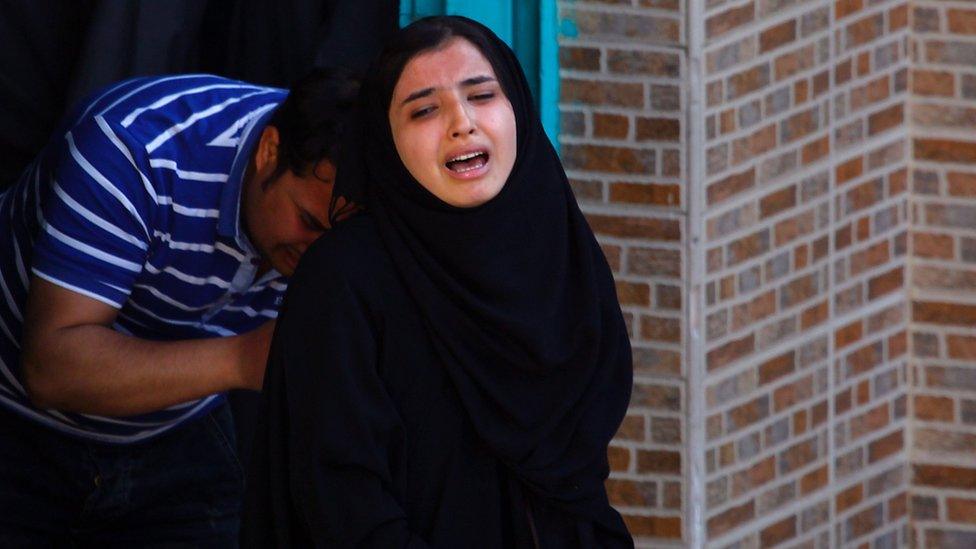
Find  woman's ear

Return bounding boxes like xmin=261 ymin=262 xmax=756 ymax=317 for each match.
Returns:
xmin=254 ymin=126 xmax=280 ymax=175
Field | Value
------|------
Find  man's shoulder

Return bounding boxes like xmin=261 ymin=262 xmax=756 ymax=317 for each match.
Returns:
xmin=79 ymin=74 xmax=284 ymax=129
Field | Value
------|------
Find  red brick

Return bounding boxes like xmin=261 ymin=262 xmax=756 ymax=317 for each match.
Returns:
xmin=801 ymin=465 xmax=829 ymax=495
xmin=869 ymin=429 xmax=904 ymax=463
xmin=836 ymin=58 xmax=853 ymax=85
xmin=760 ymin=516 xmax=797 ymax=546
xmin=707 ymin=500 xmax=755 ymax=537
xmin=948 ymin=9 xmax=976 ymax=34
xmin=837 ymin=484 xmax=864 ymax=512
xmin=640 ymin=316 xmax=681 ymax=343
xmin=835 ymin=320 xmax=863 ymax=349
xmin=586 ymin=214 xmax=680 ymax=240
xmin=915 ymin=395 xmax=954 ymax=422
xmin=912 ymin=69 xmax=956 ymax=97
xmin=758 ymin=351 xmax=796 ymax=385
xmin=561 ymin=79 xmax=644 ymax=108
xmin=760 ymin=186 xmax=797 ymax=218
xmin=727 ymin=396 xmax=770 ymax=432
xmin=835 ymin=0 xmax=863 ymax=20
xmin=706 ymin=4 xmax=754 ymax=39
xmin=760 ymin=20 xmax=797 ymax=53
xmin=559 ymin=46 xmax=601 ymax=71
xmin=616 ymin=281 xmax=651 ymax=306
xmin=913 ymin=232 xmax=955 ymax=260
xmin=916 ymin=139 xmax=976 ymax=164
xmin=886 ymin=5 xmax=908 ymax=32
xmin=849 ymin=403 xmax=890 ymax=440
xmin=608 ymin=445 xmax=630 ymax=472
xmin=593 ymin=113 xmax=629 ymax=139
xmin=606 ymin=479 xmax=656 ymax=507
xmin=868 ymin=103 xmax=904 ymax=135
xmin=801 ymin=300 xmax=829 ymax=329
xmin=837 ymin=156 xmax=863 ymax=185
xmin=802 ymin=135 xmax=829 ymax=164
xmin=563 ymin=144 xmax=656 ymax=174
xmin=868 ymin=266 xmax=903 ymax=299
xmin=846 ymin=503 xmax=883 ymax=540
xmin=856 ymin=379 xmax=870 ymax=405
xmin=850 ymin=76 xmax=889 ymax=111
xmin=889 ymin=492 xmax=908 ymax=520
xmin=915 ymin=464 xmax=976 ymax=489
xmin=636 ymin=117 xmax=680 ymax=142
xmin=948 ymin=172 xmax=976 ymax=197
xmin=946 ymin=334 xmax=976 ymax=360
xmin=728 ymin=64 xmax=772 ymax=101
xmin=732 ymin=456 xmax=776 ymax=497
xmin=794 ymin=79 xmax=809 ymax=104
xmin=731 ymin=124 xmax=777 ymax=164
xmin=637 ymin=449 xmax=682 ymax=475
xmin=846 ymin=13 xmax=884 ymax=48
xmin=616 ymin=414 xmax=646 ymax=440
xmin=774 ymin=44 xmax=816 ymax=80
xmin=707 ymin=167 xmax=755 ymax=205
xmin=913 ymin=301 xmax=976 ymax=327
xmin=623 ymin=514 xmax=682 ymax=539
xmin=793 ymin=409 xmax=808 ymax=435
xmin=610 ymin=182 xmax=680 ymax=206
xmin=948 ymin=498 xmax=976 ymax=523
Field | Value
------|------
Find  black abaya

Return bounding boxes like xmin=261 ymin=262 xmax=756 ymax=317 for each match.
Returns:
xmin=243 ymin=16 xmax=634 ymax=548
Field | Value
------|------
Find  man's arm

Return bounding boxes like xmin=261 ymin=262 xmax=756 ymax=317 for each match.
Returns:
xmin=21 ymin=276 xmax=272 ymax=417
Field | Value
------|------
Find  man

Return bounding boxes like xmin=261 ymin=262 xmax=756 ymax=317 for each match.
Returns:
xmin=0 ymin=70 xmax=357 ymax=545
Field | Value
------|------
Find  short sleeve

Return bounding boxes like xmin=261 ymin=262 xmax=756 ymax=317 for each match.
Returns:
xmin=31 ymin=115 xmax=155 ymax=308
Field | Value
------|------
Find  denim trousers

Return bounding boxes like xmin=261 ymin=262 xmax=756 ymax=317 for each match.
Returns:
xmin=0 ymin=402 xmax=243 ymax=548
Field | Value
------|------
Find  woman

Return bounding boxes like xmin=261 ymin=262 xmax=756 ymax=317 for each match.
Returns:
xmin=243 ymin=16 xmax=634 ymax=548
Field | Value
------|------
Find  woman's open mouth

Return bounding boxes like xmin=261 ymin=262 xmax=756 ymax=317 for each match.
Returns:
xmin=445 ymin=150 xmax=490 ymax=177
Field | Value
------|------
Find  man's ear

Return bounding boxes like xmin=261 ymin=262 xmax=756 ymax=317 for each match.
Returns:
xmin=254 ymin=126 xmax=280 ymax=175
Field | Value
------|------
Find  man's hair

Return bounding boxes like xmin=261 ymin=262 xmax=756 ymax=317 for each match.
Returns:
xmin=264 ymin=68 xmax=360 ymax=186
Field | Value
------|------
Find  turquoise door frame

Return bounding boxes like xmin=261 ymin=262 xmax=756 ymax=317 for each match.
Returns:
xmin=399 ymin=0 xmax=559 ymax=150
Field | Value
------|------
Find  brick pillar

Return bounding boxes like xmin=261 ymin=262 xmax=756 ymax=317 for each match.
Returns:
xmin=691 ymin=0 xmax=910 ymax=546
xmin=908 ymin=1 xmax=976 ymax=546
xmin=557 ymin=1 xmax=686 ymax=545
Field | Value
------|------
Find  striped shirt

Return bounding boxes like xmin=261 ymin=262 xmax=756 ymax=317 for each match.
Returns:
xmin=0 ymin=74 xmax=289 ymax=443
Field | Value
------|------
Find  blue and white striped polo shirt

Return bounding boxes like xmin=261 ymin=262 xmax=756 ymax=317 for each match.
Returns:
xmin=0 ymin=74 xmax=290 ymax=443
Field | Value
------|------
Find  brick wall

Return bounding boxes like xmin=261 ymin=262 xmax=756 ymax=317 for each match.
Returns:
xmin=908 ymin=1 xmax=976 ymax=546
xmin=698 ymin=0 xmax=911 ymax=546
xmin=557 ymin=0 xmax=687 ymax=545
xmin=559 ymin=0 xmax=975 ymax=546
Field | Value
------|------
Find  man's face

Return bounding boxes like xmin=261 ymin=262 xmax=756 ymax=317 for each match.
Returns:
xmin=243 ymin=158 xmax=335 ymax=277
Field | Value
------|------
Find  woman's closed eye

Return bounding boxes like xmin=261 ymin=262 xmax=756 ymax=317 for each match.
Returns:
xmin=410 ymin=105 xmax=437 ymax=119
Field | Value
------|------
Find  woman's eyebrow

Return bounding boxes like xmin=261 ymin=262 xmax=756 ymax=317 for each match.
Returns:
xmin=399 ymin=75 xmax=497 ymax=107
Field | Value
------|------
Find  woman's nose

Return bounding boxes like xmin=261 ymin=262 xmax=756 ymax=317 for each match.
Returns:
xmin=449 ymin=102 xmax=476 ymax=138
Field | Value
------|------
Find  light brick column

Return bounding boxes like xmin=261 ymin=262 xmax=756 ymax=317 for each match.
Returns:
xmin=556 ymin=1 xmax=687 ymax=545
xmin=690 ymin=0 xmax=911 ymax=546
xmin=908 ymin=1 xmax=976 ymax=546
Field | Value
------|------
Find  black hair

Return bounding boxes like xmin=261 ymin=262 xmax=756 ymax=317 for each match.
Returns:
xmin=366 ymin=16 xmax=518 ymax=115
xmin=264 ymin=67 xmax=361 ymax=187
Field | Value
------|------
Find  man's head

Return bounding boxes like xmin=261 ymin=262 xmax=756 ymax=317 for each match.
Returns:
xmin=242 ymin=69 xmax=359 ymax=276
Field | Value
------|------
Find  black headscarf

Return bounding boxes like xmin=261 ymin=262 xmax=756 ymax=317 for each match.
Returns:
xmin=332 ymin=16 xmax=633 ymax=538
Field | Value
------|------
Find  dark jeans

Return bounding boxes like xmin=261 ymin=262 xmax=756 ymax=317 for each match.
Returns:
xmin=0 ymin=402 xmax=243 ymax=548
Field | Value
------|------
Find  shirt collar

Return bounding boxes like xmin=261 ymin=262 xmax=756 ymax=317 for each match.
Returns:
xmin=218 ymin=105 xmax=279 ymax=252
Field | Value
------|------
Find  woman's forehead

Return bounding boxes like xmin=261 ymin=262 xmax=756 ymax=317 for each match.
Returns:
xmin=393 ymin=38 xmax=497 ymax=96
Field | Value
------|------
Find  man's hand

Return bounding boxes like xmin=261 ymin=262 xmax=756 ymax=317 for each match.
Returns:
xmin=22 ymin=276 xmax=277 ymax=416
xmin=235 ymin=320 xmax=276 ymax=390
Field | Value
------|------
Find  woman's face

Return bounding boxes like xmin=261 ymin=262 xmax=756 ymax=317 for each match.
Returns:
xmin=388 ymin=37 xmax=517 ymax=208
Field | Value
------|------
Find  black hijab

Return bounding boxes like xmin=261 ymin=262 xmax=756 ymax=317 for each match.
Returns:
xmin=332 ymin=16 xmax=633 ymax=540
